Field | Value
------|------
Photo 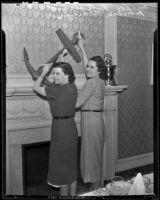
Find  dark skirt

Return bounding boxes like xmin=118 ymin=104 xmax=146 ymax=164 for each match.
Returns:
xmin=47 ymin=117 xmax=78 ymax=186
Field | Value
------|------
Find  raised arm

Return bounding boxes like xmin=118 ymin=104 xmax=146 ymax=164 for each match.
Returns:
xmin=33 ymin=63 xmax=52 ymax=96
xmin=77 ymin=32 xmax=88 ymax=77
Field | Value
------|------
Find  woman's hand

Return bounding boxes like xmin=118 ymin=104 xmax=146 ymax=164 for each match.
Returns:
xmin=33 ymin=63 xmax=52 ymax=97
xmin=57 ymin=49 xmax=68 ymax=62
xmin=41 ymin=63 xmax=52 ymax=76
xmin=77 ymin=31 xmax=85 ymax=50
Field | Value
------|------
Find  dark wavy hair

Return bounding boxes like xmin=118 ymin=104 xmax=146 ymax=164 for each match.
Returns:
xmin=53 ymin=62 xmax=76 ymax=83
xmin=89 ymin=56 xmax=107 ymax=80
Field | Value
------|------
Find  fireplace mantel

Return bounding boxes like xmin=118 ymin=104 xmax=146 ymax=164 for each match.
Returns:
xmin=6 ymin=74 xmax=127 ymax=194
xmin=103 ymin=85 xmax=128 ymax=181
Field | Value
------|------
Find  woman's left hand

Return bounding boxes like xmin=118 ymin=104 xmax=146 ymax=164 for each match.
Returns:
xmin=57 ymin=49 xmax=68 ymax=62
xmin=41 ymin=63 xmax=52 ymax=76
xmin=77 ymin=31 xmax=85 ymax=50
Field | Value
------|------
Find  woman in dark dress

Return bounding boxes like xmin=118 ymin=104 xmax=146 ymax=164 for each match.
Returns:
xmin=33 ymin=62 xmax=78 ymax=196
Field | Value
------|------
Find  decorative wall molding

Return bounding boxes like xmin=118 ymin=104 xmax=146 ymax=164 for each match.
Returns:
xmin=6 ymin=74 xmax=34 ymax=88
xmin=6 ymin=97 xmax=44 ymax=119
xmin=116 ymin=152 xmax=153 ymax=172
xmin=6 ymin=74 xmax=86 ymax=91
xmin=6 ymin=73 xmax=86 ymax=109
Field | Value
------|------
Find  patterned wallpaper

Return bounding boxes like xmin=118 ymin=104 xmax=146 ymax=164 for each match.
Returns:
xmin=117 ymin=16 xmax=157 ymax=158
xmin=3 ymin=3 xmax=157 ymax=159
xmin=2 ymin=3 xmax=104 ymax=74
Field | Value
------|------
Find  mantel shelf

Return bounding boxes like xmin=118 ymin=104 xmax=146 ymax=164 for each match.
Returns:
xmin=6 ymin=89 xmax=17 ymax=97
xmin=6 ymin=85 xmax=128 ymax=97
xmin=6 ymin=87 xmax=35 ymax=97
xmin=105 ymin=85 xmax=128 ymax=93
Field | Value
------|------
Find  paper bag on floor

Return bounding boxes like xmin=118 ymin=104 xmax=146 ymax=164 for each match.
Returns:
xmin=128 ymin=173 xmax=145 ymax=195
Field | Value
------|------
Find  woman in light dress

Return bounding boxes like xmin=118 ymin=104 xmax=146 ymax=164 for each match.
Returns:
xmin=76 ymin=33 xmax=106 ymax=190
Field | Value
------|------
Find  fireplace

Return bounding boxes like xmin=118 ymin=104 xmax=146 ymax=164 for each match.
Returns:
xmin=22 ymin=141 xmax=50 ymax=195
xmin=6 ymin=79 xmax=127 ymax=194
xmin=21 ymin=138 xmax=82 ymax=195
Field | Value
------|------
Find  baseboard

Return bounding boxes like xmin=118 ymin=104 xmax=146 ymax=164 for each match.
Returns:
xmin=115 ymin=152 xmax=153 ymax=172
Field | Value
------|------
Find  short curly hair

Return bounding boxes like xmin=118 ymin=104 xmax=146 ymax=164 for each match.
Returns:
xmin=53 ymin=62 xmax=76 ymax=83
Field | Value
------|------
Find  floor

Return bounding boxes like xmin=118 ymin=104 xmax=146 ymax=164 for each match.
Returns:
xmin=26 ymin=164 xmax=153 ymax=196
xmin=24 ymin=139 xmax=91 ymax=196
xmin=24 ymin=138 xmax=153 ymax=196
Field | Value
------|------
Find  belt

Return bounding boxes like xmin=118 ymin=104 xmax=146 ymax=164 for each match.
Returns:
xmin=81 ymin=109 xmax=103 ymax=112
xmin=53 ymin=115 xmax=74 ymax=120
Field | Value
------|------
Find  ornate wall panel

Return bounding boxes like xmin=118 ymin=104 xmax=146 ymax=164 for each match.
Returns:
xmin=117 ymin=16 xmax=157 ymax=158
xmin=6 ymin=95 xmax=50 ymax=120
xmin=2 ymin=3 xmax=105 ymax=75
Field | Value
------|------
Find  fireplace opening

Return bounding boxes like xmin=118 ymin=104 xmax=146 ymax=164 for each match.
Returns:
xmin=22 ymin=138 xmax=82 ymax=195
xmin=22 ymin=141 xmax=50 ymax=195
